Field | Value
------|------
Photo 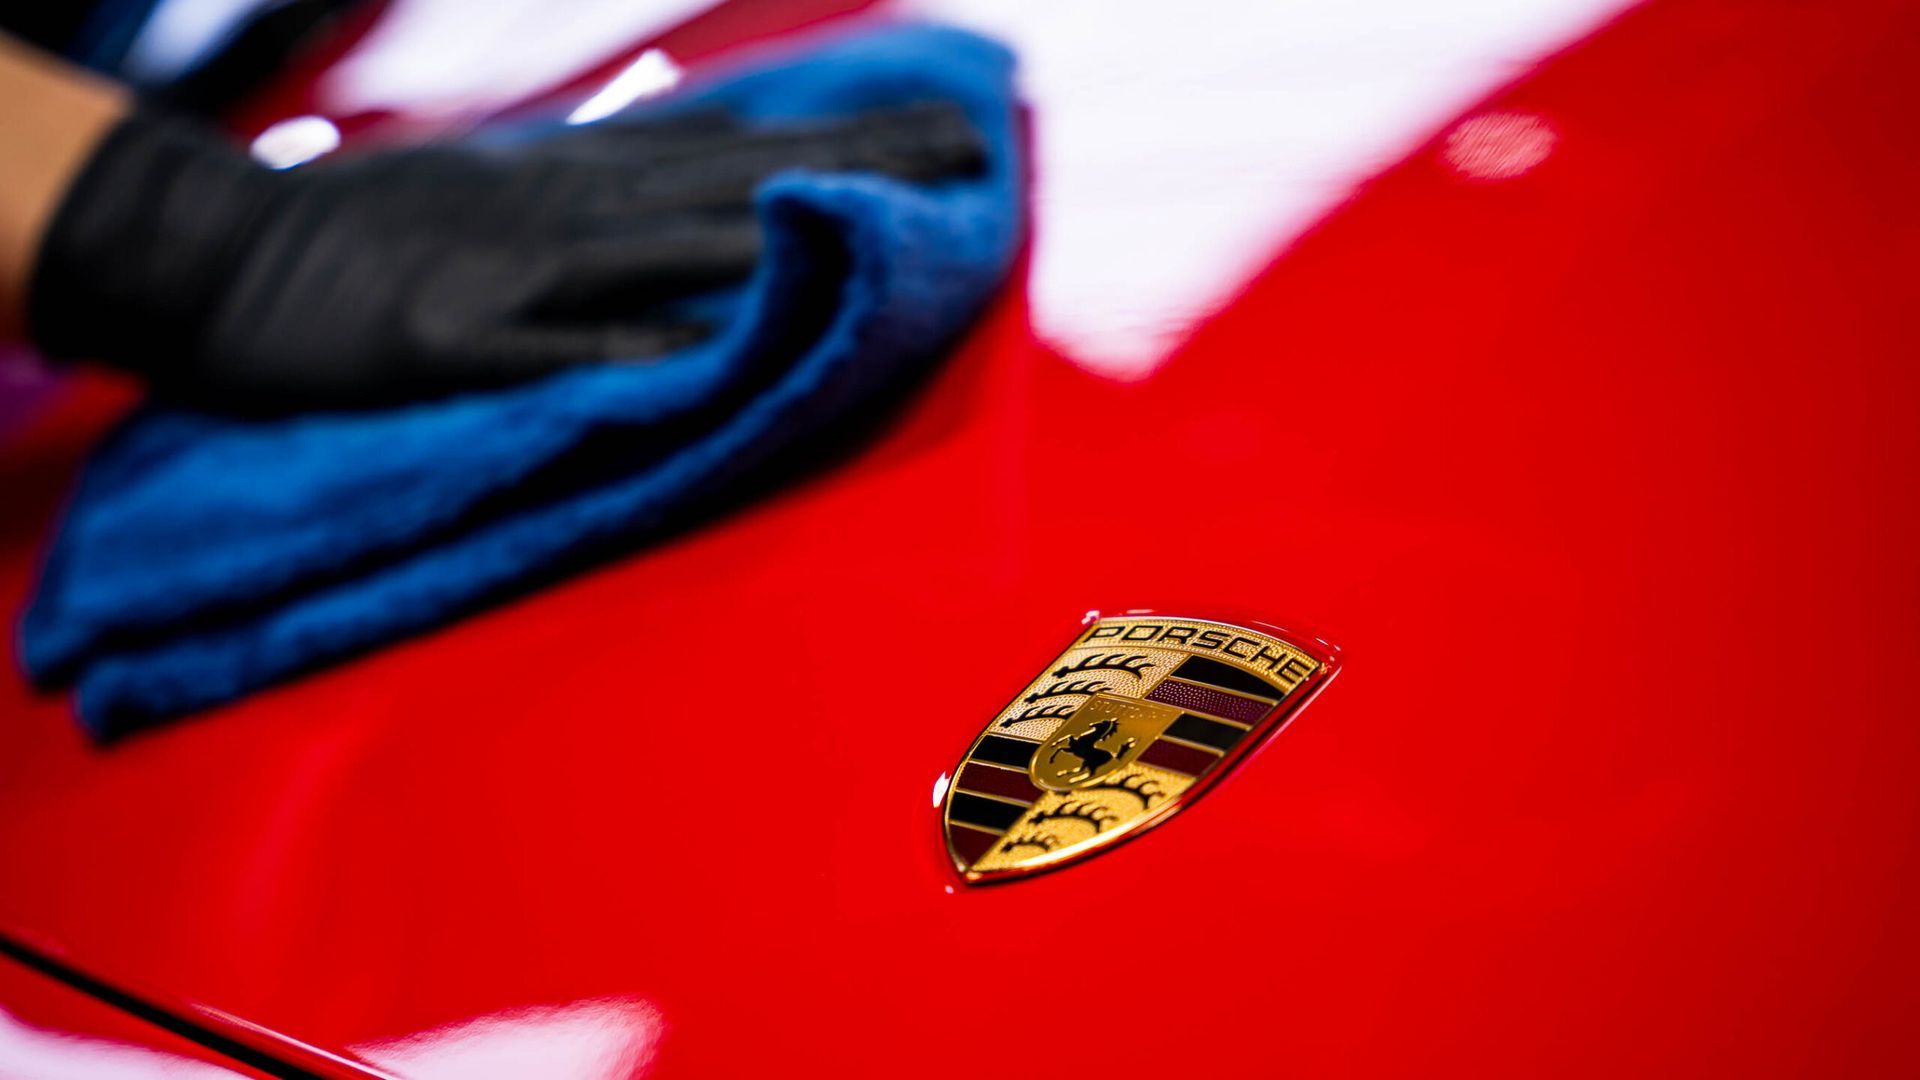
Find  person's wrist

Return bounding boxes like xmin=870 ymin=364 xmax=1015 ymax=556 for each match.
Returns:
xmin=0 ymin=35 xmax=128 ymax=342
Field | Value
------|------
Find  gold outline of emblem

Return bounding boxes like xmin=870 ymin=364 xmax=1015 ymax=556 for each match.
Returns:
xmin=940 ymin=612 xmax=1339 ymax=883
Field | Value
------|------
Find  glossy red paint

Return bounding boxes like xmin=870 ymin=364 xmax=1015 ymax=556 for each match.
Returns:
xmin=3 ymin=0 xmax=1919 ymax=1076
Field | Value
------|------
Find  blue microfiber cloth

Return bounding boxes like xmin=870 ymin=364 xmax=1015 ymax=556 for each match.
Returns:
xmin=20 ymin=23 xmax=1024 ymax=738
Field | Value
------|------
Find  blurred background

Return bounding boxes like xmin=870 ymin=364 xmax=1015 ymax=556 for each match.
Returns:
xmin=0 ymin=0 xmax=1636 ymax=417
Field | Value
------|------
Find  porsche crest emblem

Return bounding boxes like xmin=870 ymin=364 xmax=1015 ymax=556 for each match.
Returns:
xmin=942 ymin=614 xmax=1338 ymax=883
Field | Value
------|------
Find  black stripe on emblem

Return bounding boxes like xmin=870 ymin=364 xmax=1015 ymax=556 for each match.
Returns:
xmin=1172 ymin=656 xmax=1284 ymax=701
xmin=1165 ymin=713 xmax=1245 ymax=753
xmin=949 ymin=792 xmax=1028 ymax=832
xmin=971 ymin=735 xmax=1041 ymax=769
xmin=949 ymin=823 xmax=1000 ymax=865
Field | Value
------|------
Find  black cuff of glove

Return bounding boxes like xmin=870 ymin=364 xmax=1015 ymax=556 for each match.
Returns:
xmin=27 ymin=108 xmax=279 ymax=376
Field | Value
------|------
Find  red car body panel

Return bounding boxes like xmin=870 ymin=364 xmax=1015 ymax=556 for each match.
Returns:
xmin=2 ymin=0 xmax=1918 ymax=1075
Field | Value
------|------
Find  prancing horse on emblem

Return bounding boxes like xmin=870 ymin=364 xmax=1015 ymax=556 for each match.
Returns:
xmin=1046 ymin=719 xmax=1136 ymax=785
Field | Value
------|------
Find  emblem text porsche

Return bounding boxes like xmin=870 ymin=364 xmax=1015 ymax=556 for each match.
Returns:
xmin=941 ymin=614 xmax=1338 ymax=883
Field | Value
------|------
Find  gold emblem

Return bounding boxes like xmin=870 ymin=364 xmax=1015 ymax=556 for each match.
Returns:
xmin=941 ymin=613 xmax=1338 ymax=883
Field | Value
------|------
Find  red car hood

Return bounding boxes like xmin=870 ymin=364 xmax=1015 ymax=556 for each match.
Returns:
xmin=1 ymin=0 xmax=1917 ymax=1075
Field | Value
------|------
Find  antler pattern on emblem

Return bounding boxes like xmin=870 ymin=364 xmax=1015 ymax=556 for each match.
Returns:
xmin=1082 ymin=772 xmax=1167 ymax=808
xmin=999 ymin=703 xmax=1078 ymax=728
xmin=1024 ymin=679 xmax=1108 ymax=704
xmin=1053 ymin=653 xmax=1154 ymax=679
xmin=998 ymin=830 xmax=1059 ymax=855
xmin=1027 ymin=798 xmax=1121 ymax=833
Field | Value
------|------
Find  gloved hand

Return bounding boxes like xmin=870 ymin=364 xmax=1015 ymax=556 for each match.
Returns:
xmin=27 ymin=101 xmax=986 ymax=410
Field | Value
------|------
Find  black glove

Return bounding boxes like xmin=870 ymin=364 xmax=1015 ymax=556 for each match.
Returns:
xmin=28 ymin=101 xmax=985 ymax=411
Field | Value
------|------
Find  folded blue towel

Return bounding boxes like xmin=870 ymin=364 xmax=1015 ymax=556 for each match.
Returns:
xmin=20 ymin=24 xmax=1023 ymax=737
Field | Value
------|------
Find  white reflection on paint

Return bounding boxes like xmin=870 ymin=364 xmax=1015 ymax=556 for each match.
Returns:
xmin=319 ymin=0 xmax=710 ymax=117
xmin=1444 ymin=111 xmax=1557 ymax=179
xmin=911 ymin=0 xmax=1631 ymax=379
xmin=123 ymin=0 xmax=265 ymax=83
xmin=0 ymin=1008 xmax=239 ymax=1078
xmin=931 ymin=772 xmax=952 ymax=808
xmin=249 ymin=115 xmax=342 ymax=169
xmin=0 ymin=997 xmax=665 ymax=1080
xmin=354 ymin=997 xmax=664 ymax=1080
xmin=568 ymin=50 xmax=684 ymax=125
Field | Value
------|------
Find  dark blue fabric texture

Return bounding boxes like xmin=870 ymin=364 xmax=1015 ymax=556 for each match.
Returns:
xmin=20 ymin=24 xmax=1023 ymax=737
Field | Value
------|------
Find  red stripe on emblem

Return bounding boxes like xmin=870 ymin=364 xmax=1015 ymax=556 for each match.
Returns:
xmin=1145 ymin=679 xmax=1272 ymax=724
xmin=957 ymin=763 xmax=1043 ymax=804
xmin=1138 ymin=738 xmax=1220 ymax=777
